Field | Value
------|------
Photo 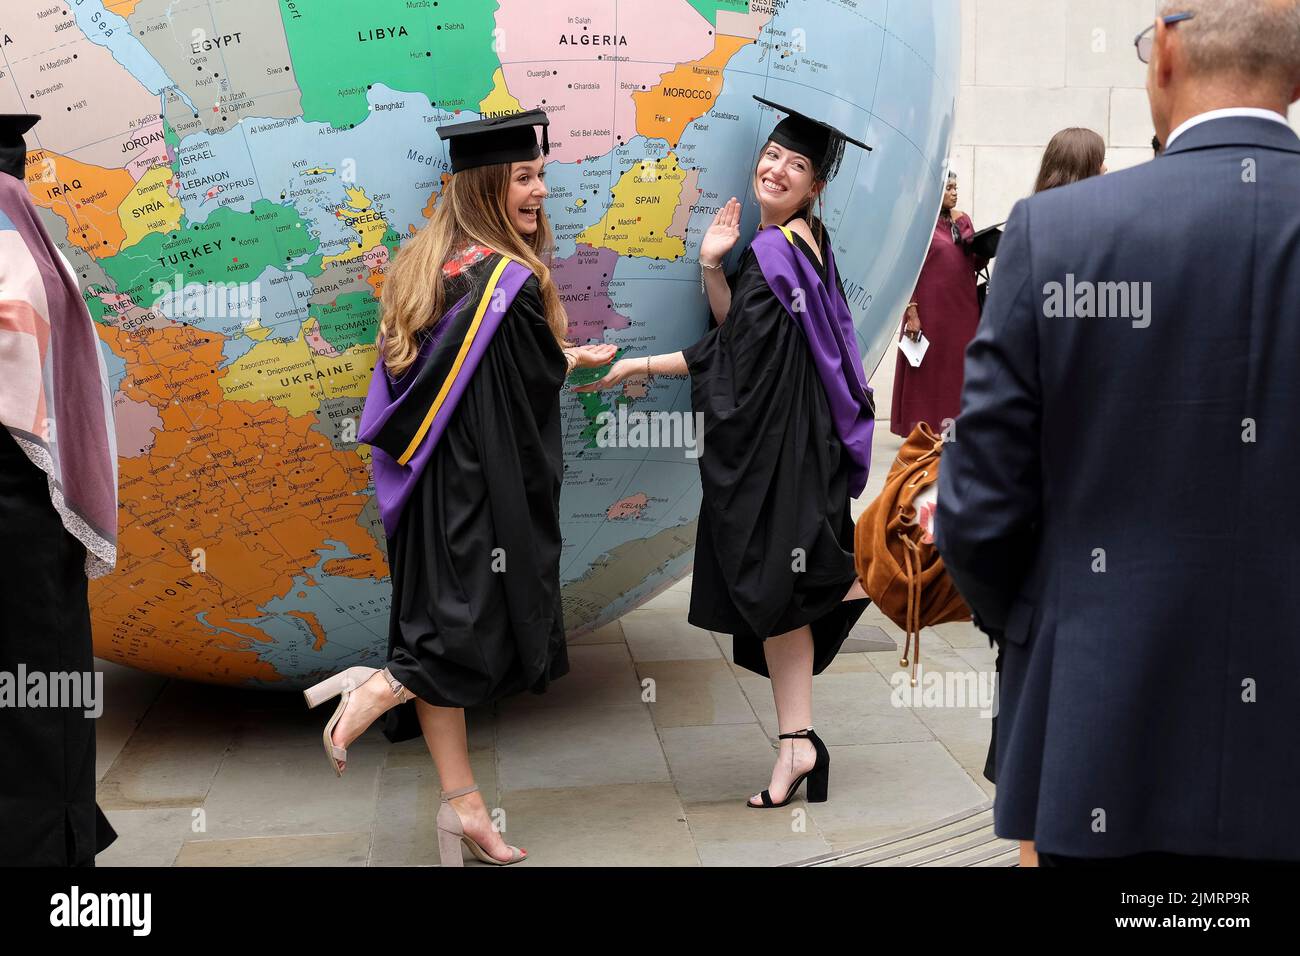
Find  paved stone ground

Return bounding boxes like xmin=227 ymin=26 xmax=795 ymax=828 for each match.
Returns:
xmin=95 ymin=432 xmax=1002 ymax=866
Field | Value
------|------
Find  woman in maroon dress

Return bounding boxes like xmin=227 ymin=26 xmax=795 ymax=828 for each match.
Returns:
xmin=889 ymin=172 xmax=987 ymax=437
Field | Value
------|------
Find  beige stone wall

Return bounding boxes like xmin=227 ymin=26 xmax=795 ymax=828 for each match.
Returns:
xmin=869 ymin=0 xmax=1300 ymax=420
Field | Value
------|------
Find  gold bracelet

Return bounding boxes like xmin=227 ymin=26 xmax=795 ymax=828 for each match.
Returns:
xmin=645 ymin=356 xmax=652 ymax=380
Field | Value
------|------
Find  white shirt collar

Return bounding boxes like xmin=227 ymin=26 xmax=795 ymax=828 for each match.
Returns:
xmin=1165 ymin=107 xmax=1290 ymax=149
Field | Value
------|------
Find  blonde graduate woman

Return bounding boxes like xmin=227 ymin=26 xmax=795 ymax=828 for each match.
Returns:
xmin=304 ymin=111 xmax=614 ymax=866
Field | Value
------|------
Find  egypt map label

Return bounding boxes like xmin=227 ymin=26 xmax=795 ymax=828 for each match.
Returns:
xmin=0 ymin=0 xmax=917 ymax=687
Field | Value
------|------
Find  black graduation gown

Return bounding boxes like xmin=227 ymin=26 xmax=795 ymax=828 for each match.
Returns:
xmin=0 ymin=428 xmax=117 ymax=865
xmin=683 ymin=231 xmax=870 ymax=677
xmin=382 ymin=263 xmax=568 ymax=741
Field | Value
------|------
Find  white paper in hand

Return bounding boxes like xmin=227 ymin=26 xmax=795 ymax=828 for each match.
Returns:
xmin=899 ymin=331 xmax=930 ymax=368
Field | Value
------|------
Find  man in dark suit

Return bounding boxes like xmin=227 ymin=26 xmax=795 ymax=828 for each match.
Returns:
xmin=937 ymin=0 xmax=1300 ymax=864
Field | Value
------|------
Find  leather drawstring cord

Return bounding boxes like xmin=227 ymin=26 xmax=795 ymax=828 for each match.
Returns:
xmin=896 ymin=433 xmax=942 ymax=686
xmin=899 ymin=533 xmax=922 ymax=687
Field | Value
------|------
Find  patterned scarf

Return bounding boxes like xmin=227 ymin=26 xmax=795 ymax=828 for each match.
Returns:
xmin=0 ymin=171 xmax=117 ymax=577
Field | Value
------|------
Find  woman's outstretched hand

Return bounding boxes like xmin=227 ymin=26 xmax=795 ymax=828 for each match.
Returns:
xmin=700 ymin=197 xmax=741 ymax=267
xmin=572 ymin=357 xmax=646 ymax=392
xmin=902 ymin=303 xmax=922 ymax=340
xmin=565 ymin=343 xmax=618 ymax=369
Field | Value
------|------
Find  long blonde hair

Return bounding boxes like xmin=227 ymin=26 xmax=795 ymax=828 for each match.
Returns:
xmin=379 ymin=162 xmax=568 ymax=376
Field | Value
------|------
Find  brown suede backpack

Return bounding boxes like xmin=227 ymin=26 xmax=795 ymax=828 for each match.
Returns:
xmin=854 ymin=422 xmax=971 ymax=686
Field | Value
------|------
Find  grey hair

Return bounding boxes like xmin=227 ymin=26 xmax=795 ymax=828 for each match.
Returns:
xmin=1159 ymin=0 xmax=1300 ymax=83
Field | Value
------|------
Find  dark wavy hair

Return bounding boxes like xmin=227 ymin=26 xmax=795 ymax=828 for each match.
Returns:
xmin=1033 ymin=128 xmax=1106 ymax=194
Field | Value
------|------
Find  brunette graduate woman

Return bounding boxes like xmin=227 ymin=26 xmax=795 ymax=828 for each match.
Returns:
xmin=0 ymin=114 xmax=120 ymax=865
xmin=304 ymin=110 xmax=614 ymax=867
xmin=577 ymin=97 xmax=875 ymax=809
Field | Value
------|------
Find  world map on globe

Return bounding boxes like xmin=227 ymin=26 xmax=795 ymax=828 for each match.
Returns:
xmin=1 ymin=0 xmax=958 ymax=688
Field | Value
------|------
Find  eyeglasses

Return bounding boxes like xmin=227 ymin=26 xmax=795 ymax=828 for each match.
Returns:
xmin=1135 ymin=12 xmax=1195 ymax=64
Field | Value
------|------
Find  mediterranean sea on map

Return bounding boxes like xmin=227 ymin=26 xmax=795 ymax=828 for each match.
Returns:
xmin=0 ymin=0 xmax=959 ymax=688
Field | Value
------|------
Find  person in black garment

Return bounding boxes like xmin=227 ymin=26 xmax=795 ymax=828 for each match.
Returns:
xmin=577 ymin=98 xmax=876 ymax=809
xmin=303 ymin=111 xmax=614 ymax=866
xmin=0 ymin=114 xmax=120 ymax=865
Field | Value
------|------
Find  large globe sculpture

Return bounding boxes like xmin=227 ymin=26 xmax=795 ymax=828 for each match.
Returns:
xmin=4 ymin=0 xmax=959 ymax=688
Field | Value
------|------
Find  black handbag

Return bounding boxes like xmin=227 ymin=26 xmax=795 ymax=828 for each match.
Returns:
xmin=969 ymin=223 xmax=1003 ymax=315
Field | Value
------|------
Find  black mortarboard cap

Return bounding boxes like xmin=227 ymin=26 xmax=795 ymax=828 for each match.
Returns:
xmin=969 ymin=222 xmax=1005 ymax=261
xmin=0 ymin=114 xmax=39 ymax=180
xmin=753 ymin=96 xmax=870 ymax=182
xmin=0 ymin=114 xmax=39 ymax=144
xmin=436 ymin=109 xmax=550 ymax=174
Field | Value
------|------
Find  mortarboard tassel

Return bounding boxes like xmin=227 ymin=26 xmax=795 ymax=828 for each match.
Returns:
xmin=820 ymin=136 xmax=846 ymax=183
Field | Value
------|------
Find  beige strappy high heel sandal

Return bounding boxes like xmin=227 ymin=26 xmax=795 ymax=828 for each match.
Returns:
xmin=436 ymin=784 xmax=527 ymax=866
xmin=302 ymin=666 xmax=414 ymax=775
